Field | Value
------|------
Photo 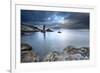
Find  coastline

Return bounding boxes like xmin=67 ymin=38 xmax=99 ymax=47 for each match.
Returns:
xmin=21 ymin=43 xmax=89 ymax=63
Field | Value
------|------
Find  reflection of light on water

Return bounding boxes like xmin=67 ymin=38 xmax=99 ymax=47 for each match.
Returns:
xmin=56 ymin=30 xmax=70 ymax=40
xmin=43 ymin=29 xmax=72 ymax=52
xmin=45 ymin=29 xmax=70 ymax=41
xmin=22 ymin=29 xmax=89 ymax=58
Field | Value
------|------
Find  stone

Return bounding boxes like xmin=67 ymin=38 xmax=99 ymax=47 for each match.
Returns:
xmin=21 ymin=43 xmax=39 ymax=63
xmin=46 ymin=28 xmax=53 ymax=32
xmin=44 ymin=51 xmax=60 ymax=62
xmin=63 ymin=46 xmax=89 ymax=60
xmin=63 ymin=46 xmax=77 ymax=54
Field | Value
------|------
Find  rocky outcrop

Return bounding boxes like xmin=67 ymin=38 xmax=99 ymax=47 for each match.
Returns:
xmin=63 ymin=46 xmax=89 ymax=60
xmin=21 ymin=24 xmax=41 ymax=32
xmin=21 ymin=24 xmax=54 ymax=33
xmin=21 ymin=43 xmax=39 ymax=63
xmin=46 ymin=28 xmax=53 ymax=32
xmin=43 ymin=46 xmax=89 ymax=62
xmin=21 ymin=44 xmax=89 ymax=62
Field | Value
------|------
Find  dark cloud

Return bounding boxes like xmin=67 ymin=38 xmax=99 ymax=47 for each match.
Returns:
xmin=61 ymin=13 xmax=89 ymax=29
xmin=21 ymin=10 xmax=89 ymax=29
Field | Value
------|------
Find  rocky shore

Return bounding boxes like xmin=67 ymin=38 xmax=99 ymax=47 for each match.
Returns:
xmin=21 ymin=43 xmax=39 ymax=63
xmin=21 ymin=44 xmax=89 ymax=63
xmin=44 ymin=46 xmax=89 ymax=61
xmin=21 ymin=24 xmax=53 ymax=33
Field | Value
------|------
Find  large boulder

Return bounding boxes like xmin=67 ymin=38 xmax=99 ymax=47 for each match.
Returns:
xmin=21 ymin=43 xmax=39 ymax=63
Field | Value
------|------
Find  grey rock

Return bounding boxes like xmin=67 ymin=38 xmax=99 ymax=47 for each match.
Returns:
xmin=63 ymin=46 xmax=89 ymax=60
xmin=21 ymin=43 xmax=39 ymax=63
xmin=44 ymin=51 xmax=60 ymax=62
xmin=46 ymin=28 xmax=53 ymax=32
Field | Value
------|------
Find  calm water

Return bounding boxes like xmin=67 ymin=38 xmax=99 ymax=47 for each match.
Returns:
xmin=21 ymin=29 xmax=89 ymax=59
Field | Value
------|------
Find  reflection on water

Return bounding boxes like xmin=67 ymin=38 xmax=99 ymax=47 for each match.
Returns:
xmin=21 ymin=29 xmax=89 ymax=59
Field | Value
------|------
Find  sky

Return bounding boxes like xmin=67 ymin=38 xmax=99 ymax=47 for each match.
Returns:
xmin=21 ymin=10 xmax=89 ymax=29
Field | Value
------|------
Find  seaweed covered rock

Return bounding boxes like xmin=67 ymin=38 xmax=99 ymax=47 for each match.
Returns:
xmin=21 ymin=43 xmax=39 ymax=63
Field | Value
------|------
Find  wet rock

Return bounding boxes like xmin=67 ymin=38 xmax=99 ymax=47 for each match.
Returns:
xmin=21 ymin=43 xmax=39 ymax=63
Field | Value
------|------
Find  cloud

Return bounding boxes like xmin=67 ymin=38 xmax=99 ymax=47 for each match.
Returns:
xmin=60 ymin=13 xmax=90 ymax=29
xmin=21 ymin=10 xmax=90 ymax=29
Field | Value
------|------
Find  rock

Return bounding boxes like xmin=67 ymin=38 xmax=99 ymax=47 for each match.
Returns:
xmin=44 ymin=51 xmax=60 ymax=62
xmin=64 ymin=53 xmax=85 ymax=60
xmin=43 ymin=46 xmax=89 ymax=62
xmin=63 ymin=46 xmax=89 ymax=60
xmin=58 ymin=31 xmax=61 ymax=33
xmin=21 ymin=44 xmax=89 ymax=62
xmin=21 ymin=25 xmax=34 ymax=32
xmin=63 ymin=46 xmax=77 ymax=54
xmin=21 ymin=43 xmax=39 ymax=63
xmin=21 ymin=24 xmax=42 ymax=32
xmin=46 ymin=28 xmax=53 ymax=32
xmin=21 ymin=43 xmax=32 ymax=51
xmin=21 ymin=51 xmax=39 ymax=62
xmin=79 ymin=47 xmax=89 ymax=57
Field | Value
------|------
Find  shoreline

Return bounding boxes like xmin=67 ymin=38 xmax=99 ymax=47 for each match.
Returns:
xmin=21 ymin=43 xmax=89 ymax=63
